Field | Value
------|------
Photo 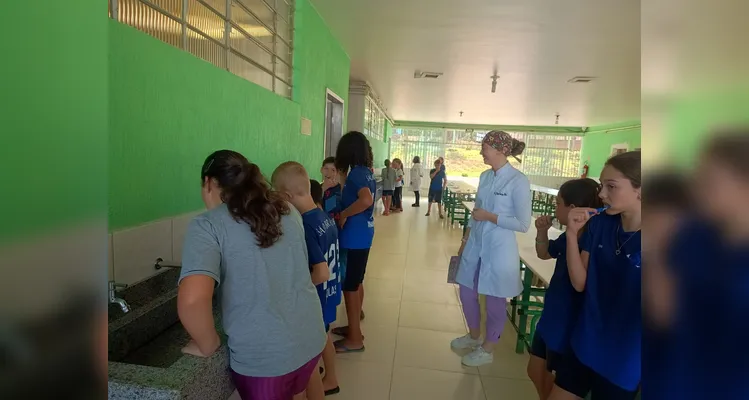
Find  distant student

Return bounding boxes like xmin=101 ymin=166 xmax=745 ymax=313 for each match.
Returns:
xmin=410 ymin=156 xmax=423 ymax=207
xmin=331 ymin=131 xmax=376 ymax=354
xmin=320 ymin=157 xmax=342 ymax=224
xmin=528 ymin=178 xmax=603 ymax=399
xmin=549 ymin=151 xmax=642 ymax=400
xmin=392 ymin=158 xmax=405 ymax=212
xmin=381 ymin=159 xmax=396 ymax=216
xmin=272 ymin=163 xmax=342 ymax=397
xmin=426 ymin=158 xmax=447 ymax=218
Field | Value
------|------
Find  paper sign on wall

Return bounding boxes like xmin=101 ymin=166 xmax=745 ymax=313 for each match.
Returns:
xmin=301 ymin=118 xmax=312 ymax=136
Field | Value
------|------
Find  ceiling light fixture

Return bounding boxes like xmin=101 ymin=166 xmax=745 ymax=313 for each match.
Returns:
xmin=568 ymin=76 xmax=596 ymax=83
xmin=555 ymin=113 xmax=560 ymax=125
xmin=414 ymin=70 xmax=443 ymax=79
xmin=490 ymin=74 xmax=500 ymax=93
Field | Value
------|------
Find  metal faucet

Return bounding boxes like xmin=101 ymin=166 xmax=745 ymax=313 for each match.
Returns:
xmin=154 ymin=258 xmax=182 ymax=270
xmin=108 ymin=281 xmax=130 ymax=313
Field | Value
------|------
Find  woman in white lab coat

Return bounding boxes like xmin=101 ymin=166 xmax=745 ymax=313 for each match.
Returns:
xmin=451 ymin=131 xmax=532 ymax=367
xmin=409 ymin=156 xmax=424 ymax=207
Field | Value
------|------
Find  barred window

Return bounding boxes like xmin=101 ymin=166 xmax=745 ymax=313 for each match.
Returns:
xmin=363 ymin=97 xmax=384 ymax=141
xmin=390 ymin=128 xmax=582 ymax=187
xmin=110 ymin=0 xmax=294 ymax=97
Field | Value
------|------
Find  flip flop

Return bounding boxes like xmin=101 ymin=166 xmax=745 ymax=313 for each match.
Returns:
xmin=360 ymin=310 xmax=365 ymax=321
xmin=334 ymin=339 xmax=365 ymax=354
xmin=324 ymin=387 xmax=341 ymax=396
xmin=331 ymin=326 xmax=365 ymax=339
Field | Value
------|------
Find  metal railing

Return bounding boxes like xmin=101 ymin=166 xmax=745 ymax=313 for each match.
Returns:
xmin=109 ymin=0 xmax=294 ymax=97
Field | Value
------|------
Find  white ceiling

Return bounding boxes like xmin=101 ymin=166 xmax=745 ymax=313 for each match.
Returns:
xmin=309 ymin=0 xmax=640 ymax=127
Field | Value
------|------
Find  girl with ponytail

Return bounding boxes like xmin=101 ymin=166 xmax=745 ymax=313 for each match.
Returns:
xmin=178 ymin=150 xmax=327 ymax=399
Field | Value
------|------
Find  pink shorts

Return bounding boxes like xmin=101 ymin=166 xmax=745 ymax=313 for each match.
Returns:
xmin=231 ymin=354 xmax=321 ymax=400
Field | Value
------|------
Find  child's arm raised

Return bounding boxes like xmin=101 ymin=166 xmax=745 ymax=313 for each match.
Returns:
xmin=566 ymin=208 xmax=596 ymax=292
xmin=534 ymin=216 xmax=553 ymax=260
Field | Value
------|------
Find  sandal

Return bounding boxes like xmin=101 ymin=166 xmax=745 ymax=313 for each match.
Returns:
xmin=331 ymin=326 xmax=365 ymax=339
xmin=334 ymin=339 xmax=365 ymax=353
xmin=324 ymin=387 xmax=341 ymax=396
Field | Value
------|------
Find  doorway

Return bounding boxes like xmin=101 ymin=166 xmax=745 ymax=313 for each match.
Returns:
xmin=324 ymin=89 xmax=345 ymax=158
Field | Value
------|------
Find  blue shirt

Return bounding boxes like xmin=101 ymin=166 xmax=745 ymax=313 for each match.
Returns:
xmin=322 ymin=184 xmax=342 ymax=225
xmin=340 ymin=166 xmax=375 ymax=250
xmin=535 ymin=232 xmax=584 ymax=354
xmin=429 ymin=168 xmax=446 ymax=191
xmin=301 ymin=208 xmax=342 ymax=326
xmin=571 ymin=212 xmax=641 ymax=391
xmin=652 ymin=218 xmax=749 ymax=399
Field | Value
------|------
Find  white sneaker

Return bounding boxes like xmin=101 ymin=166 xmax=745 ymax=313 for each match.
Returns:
xmin=461 ymin=347 xmax=494 ymax=367
xmin=450 ymin=334 xmax=481 ymax=350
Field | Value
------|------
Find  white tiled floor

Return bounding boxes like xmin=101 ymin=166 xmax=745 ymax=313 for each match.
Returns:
xmin=230 ymin=195 xmax=536 ymax=399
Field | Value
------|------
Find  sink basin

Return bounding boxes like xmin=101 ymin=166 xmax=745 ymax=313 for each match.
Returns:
xmin=114 ymin=322 xmax=190 ymax=368
xmin=108 ymin=268 xmax=232 ymax=400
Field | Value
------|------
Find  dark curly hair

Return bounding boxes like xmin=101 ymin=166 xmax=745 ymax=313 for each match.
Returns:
xmin=335 ymin=131 xmax=373 ymax=173
xmin=201 ymin=150 xmax=290 ymax=248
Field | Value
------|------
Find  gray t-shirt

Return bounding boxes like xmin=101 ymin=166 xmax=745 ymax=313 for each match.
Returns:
xmin=381 ymin=167 xmax=396 ymax=191
xmin=179 ymin=203 xmax=326 ymax=377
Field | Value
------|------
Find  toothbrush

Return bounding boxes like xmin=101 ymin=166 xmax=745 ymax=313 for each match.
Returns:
xmin=589 ymin=205 xmax=610 ymax=215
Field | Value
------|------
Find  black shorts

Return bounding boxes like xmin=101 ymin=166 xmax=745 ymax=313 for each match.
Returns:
xmin=428 ymin=190 xmax=442 ymax=203
xmin=382 ymin=190 xmax=394 ymax=196
xmin=342 ymin=248 xmax=370 ymax=292
xmin=529 ymin=334 xmax=561 ymax=372
xmin=554 ymin=350 xmax=639 ymax=400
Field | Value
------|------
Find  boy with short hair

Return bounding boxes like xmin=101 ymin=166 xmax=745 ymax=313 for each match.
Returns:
xmin=320 ymin=157 xmax=342 ymax=224
xmin=426 ymin=158 xmax=447 ymax=218
xmin=271 ymin=162 xmax=341 ymax=396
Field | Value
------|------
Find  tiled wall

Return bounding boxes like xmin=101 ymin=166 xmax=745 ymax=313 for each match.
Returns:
xmin=109 ymin=210 xmax=203 ymax=285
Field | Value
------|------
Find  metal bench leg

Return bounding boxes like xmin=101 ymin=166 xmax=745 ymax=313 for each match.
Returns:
xmin=515 ymin=262 xmax=534 ymax=354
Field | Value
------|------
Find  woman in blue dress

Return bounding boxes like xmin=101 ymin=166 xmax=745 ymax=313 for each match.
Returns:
xmin=452 ymin=130 xmax=532 ymax=367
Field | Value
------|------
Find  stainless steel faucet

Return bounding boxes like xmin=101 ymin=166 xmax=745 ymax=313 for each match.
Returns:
xmin=108 ymin=281 xmax=130 ymax=313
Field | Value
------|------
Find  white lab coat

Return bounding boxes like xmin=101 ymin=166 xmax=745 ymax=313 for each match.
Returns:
xmin=456 ymin=163 xmax=532 ymax=298
xmin=409 ymin=163 xmax=423 ymax=191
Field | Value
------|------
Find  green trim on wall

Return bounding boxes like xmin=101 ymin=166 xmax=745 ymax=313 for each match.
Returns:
xmin=393 ymin=120 xmax=585 ymax=135
xmin=108 ymin=0 xmax=350 ymax=231
xmin=582 ymin=120 xmax=641 ymax=135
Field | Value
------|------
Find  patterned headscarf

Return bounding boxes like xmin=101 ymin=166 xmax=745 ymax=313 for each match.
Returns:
xmin=482 ymin=130 xmax=526 ymax=162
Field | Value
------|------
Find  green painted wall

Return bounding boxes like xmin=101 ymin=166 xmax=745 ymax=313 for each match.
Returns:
xmin=664 ymin=86 xmax=749 ymax=169
xmin=581 ymin=121 xmax=642 ymax=177
xmin=1 ymin=1 xmax=107 ymax=240
xmin=109 ymin=0 xmax=350 ymax=230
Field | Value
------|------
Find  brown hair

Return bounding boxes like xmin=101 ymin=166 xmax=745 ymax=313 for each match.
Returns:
xmin=605 ymin=151 xmax=641 ymax=188
xmin=558 ymin=178 xmax=604 ymax=209
xmin=271 ymin=161 xmax=311 ymax=197
xmin=201 ymin=150 xmax=290 ymax=248
xmin=706 ymin=130 xmax=749 ymax=177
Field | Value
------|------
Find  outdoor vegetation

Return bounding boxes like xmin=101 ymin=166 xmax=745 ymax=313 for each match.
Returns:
xmin=390 ymin=128 xmax=582 ymax=178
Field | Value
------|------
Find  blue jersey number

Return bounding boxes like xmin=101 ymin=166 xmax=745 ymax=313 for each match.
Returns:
xmin=324 ymin=241 xmax=339 ymax=297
